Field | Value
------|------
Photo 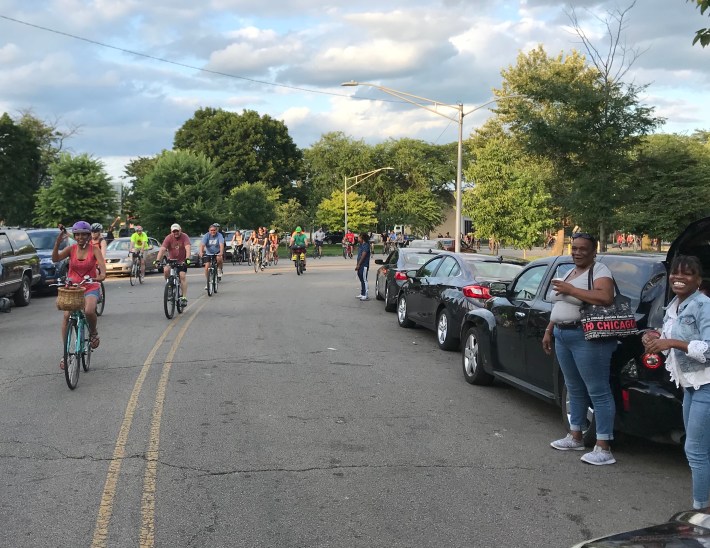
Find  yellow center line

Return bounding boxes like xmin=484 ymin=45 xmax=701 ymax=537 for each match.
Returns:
xmin=139 ymin=299 xmax=208 ymax=547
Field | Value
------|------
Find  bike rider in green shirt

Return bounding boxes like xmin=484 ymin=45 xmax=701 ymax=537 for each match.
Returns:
xmin=289 ymin=226 xmax=309 ymax=271
xmin=129 ymin=225 xmax=151 ymax=277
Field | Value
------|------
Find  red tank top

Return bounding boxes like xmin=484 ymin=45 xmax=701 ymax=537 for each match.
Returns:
xmin=68 ymin=245 xmax=100 ymax=292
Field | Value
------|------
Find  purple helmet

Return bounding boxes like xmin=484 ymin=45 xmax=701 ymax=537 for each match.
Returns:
xmin=71 ymin=221 xmax=92 ymax=234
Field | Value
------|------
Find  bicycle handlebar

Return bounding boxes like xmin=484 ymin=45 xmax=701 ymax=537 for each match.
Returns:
xmin=50 ymin=275 xmax=94 ymax=288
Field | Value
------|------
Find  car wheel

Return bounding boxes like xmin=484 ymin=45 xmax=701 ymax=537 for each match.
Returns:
xmin=560 ymin=380 xmax=596 ymax=447
xmin=397 ymin=294 xmax=414 ymax=328
xmin=384 ymin=282 xmax=396 ymax=312
xmin=13 ymin=275 xmax=31 ymax=307
xmin=436 ymin=308 xmax=458 ymax=350
xmin=375 ymin=277 xmax=384 ymax=301
xmin=462 ymin=326 xmax=494 ymax=385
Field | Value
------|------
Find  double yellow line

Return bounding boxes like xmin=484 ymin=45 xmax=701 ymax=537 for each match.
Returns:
xmin=91 ymin=299 xmax=207 ymax=548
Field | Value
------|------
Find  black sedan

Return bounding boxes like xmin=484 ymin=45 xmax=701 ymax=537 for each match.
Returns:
xmin=374 ymin=248 xmax=442 ymax=312
xmin=396 ymin=253 xmax=526 ymax=350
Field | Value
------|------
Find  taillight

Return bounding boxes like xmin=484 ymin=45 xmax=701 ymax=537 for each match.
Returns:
xmin=395 ymin=271 xmax=408 ymax=281
xmin=621 ymin=388 xmax=631 ymax=412
xmin=463 ymin=285 xmax=490 ymax=299
xmin=641 ymin=353 xmax=663 ymax=369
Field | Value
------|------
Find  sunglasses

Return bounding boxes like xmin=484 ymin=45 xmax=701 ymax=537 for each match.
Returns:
xmin=572 ymin=232 xmax=595 ymax=242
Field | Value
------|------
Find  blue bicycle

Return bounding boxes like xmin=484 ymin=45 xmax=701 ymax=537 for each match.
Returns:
xmin=54 ymin=277 xmax=94 ymax=390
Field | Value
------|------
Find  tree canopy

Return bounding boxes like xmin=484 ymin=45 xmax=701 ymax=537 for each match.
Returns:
xmin=691 ymin=0 xmax=710 ymax=46
xmin=316 ymin=190 xmax=377 ymax=233
xmin=226 ymin=181 xmax=279 ymax=229
xmin=0 ymin=113 xmax=41 ymax=226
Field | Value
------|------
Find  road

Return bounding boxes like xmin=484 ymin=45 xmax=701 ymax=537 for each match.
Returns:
xmin=0 ymin=256 xmax=691 ymax=547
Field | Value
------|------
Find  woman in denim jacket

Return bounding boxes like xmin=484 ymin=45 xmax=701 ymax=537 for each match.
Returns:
xmin=644 ymin=255 xmax=710 ymax=510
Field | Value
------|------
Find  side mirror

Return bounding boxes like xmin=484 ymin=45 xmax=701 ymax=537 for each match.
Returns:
xmin=488 ymin=281 xmax=509 ymax=297
xmin=374 ymin=259 xmax=383 ymax=265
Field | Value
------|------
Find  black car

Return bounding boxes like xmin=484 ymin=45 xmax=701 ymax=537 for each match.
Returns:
xmin=396 ymin=253 xmax=526 ymax=350
xmin=0 ymin=227 xmax=41 ymax=306
xmin=375 ymin=248 xmax=447 ymax=312
xmin=26 ymin=228 xmax=73 ymax=293
xmin=458 ymin=217 xmax=710 ymax=445
xmin=324 ymin=231 xmax=345 ymax=245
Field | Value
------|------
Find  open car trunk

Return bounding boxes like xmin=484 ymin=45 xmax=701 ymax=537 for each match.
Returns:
xmin=666 ymin=216 xmax=710 ymax=294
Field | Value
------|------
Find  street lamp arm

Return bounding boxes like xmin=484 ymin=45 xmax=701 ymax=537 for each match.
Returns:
xmin=462 ymin=94 xmax=527 ymax=117
xmin=345 ymin=167 xmax=393 ymax=191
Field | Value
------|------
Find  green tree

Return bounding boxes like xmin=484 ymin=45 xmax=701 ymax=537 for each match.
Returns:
xmin=135 ymin=150 xmax=222 ymax=236
xmin=463 ymin=123 xmax=555 ymax=250
xmin=621 ymin=133 xmax=710 ymax=241
xmin=316 ymin=190 xmax=376 ymax=233
xmin=173 ymin=108 xmax=302 ymax=196
xmin=0 ymin=113 xmax=41 ymax=225
xmin=690 ymin=0 xmax=710 ymax=46
xmin=386 ymin=190 xmax=446 ymax=236
xmin=274 ymin=198 xmax=309 ymax=234
xmin=122 ymin=155 xmax=160 ymax=220
xmin=226 ymin=181 xmax=279 ymax=229
xmin=33 ymin=153 xmax=117 ymax=227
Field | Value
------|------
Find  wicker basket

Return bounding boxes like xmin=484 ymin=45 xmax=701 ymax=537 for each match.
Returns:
xmin=56 ymin=287 xmax=85 ymax=311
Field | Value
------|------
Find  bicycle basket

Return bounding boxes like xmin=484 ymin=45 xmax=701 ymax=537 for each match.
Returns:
xmin=56 ymin=287 xmax=85 ymax=311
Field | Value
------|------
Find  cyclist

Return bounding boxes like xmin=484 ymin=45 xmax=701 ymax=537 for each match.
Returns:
xmin=268 ymin=229 xmax=279 ymax=262
xmin=155 ymin=223 xmax=191 ymax=306
xmin=129 ymin=225 xmax=150 ymax=278
xmin=200 ymin=223 xmax=225 ymax=289
xmin=313 ymin=227 xmax=325 ymax=258
xmin=90 ymin=223 xmax=107 ymax=258
xmin=52 ymin=221 xmax=106 ymax=367
xmin=289 ymin=226 xmax=309 ymax=271
xmin=231 ymin=230 xmax=244 ymax=262
xmin=253 ymin=227 xmax=268 ymax=265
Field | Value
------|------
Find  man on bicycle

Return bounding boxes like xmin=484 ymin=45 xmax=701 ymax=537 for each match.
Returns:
xmin=200 ymin=223 xmax=225 ymax=289
xmin=129 ymin=225 xmax=150 ymax=278
xmin=155 ymin=223 xmax=191 ymax=306
xmin=289 ymin=226 xmax=308 ymax=271
xmin=313 ymin=227 xmax=325 ymax=257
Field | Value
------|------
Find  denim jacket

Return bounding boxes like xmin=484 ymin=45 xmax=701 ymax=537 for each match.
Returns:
xmin=665 ymin=291 xmax=710 ymax=373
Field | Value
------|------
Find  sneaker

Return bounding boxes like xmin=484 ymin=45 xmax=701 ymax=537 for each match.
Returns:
xmin=204 ymin=285 xmax=209 ymax=290
xmin=581 ymin=445 xmax=616 ymax=465
xmin=550 ymin=434 xmax=585 ymax=451
xmin=356 ymin=294 xmax=364 ymax=299
xmin=359 ymin=296 xmax=369 ymax=301
xmin=217 ymin=274 xmax=222 ymax=281
xmin=180 ymin=297 xmax=188 ymax=305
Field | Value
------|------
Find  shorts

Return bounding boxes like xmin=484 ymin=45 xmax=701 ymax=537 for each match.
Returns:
xmin=85 ymin=288 xmax=101 ymax=300
xmin=167 ymin=263 xmax=188 ymax=273
xmin=203 ymin=254 xmax=220 ymax=263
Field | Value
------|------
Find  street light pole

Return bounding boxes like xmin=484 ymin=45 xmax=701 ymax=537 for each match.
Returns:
xmin=344 ymin=167 xmax=393 ymax=235
xmin=341 ymin=81 xmax=522 ymax=252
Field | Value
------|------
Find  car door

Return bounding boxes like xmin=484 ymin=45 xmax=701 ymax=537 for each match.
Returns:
xmin=0 ymin=234 xmax=13 ymax=295
xmin=417 ymin=255 xmax=458 ymax=327
xmin=407 ymin=256 xmax=444 ymax=324
xmin=492 ymin=264 xmax=549 ymax=381
xmin=380 ymin=249 xmax=398 ymax=297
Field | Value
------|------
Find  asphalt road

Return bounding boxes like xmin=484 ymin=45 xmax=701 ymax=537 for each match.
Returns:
xmin=0 ymin=256 xmax=691 ymax=548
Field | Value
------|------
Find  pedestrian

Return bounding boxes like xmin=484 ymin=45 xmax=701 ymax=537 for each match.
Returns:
xmin=643 ymin=255 xmax=710 ymax=510
xmin=355 ymin=232 xmax=371 ymax=301
xmin=542 ymin=232 xmax=618 ymax=465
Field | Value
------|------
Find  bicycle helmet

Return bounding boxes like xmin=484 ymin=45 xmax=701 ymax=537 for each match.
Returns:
xmin=269 ymin=229 xmax=275 ymax=234
xmin=91 ymin=222 xmax=103 ymax=232
xmin=212 ymin=223 xmax=221 ymax=228
xmin=72 ymin=221 xmax=92 ymax=234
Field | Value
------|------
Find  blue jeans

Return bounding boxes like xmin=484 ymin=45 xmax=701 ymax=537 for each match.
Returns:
xmin=357 ymin=266 xmax=368 ymax=297
xmin=554 ymin=327 xmax=617 ymax=440
xmin=683 ymin=385 xmax=710 ymax=509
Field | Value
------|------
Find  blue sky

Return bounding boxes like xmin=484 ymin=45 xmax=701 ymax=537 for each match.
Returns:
xmin=0 ymin=0 xmax=708 ymax=182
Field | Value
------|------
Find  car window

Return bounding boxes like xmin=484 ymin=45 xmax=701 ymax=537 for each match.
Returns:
xmin=417 ymin=257 xmax=444 ymax=277
xmin=11 ymin=230 xmax=35 ymax=254
xmin=28 ymin=233 xmax=57 ymax=250
xmin=386 ymin=249 xmax=398 ymax=265
xmin=469 ymin=262 xmax=524 ymax=280
xmin=510 ymin=265 xmax=548 ymax=301
xmin=150 ymin=238 xmax=159 ymax=247
xmin=435 ymin=256 xmax=460 ymax=277
xmin=0 ymin=235 xmax=12 ymax=257
xmin=107 ymin=240 xmax=131 ymax=252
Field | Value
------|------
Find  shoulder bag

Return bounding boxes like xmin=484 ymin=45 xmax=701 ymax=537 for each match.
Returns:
xmin=580 ymin=264 xmax=638 ymax=340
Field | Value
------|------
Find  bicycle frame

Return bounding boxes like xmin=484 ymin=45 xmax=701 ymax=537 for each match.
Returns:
xmin=163 ymin=260 xmax=184 ymax=318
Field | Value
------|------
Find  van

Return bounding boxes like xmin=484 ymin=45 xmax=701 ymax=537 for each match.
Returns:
xmin=0 ymin=228 xmax=41 ymax=306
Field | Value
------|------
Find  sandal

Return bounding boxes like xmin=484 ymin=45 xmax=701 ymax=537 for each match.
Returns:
xmin=90 ymin=332 xmax=100 ymax=349
xmin=59 ymin=358 xmax=65 ymax=370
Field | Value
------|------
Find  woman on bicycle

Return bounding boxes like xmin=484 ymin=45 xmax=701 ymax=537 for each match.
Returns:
xmin=268 ymin=229 xmax=279 ymax=262
xmin=90 ymin=223 xmax=107 ymax=258
xmin=52 ymin=221 xmax=106 ymax=367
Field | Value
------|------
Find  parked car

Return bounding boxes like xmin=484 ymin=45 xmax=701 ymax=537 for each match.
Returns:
xmin=572 ymin=510 xmax=710 ymax=547
xmin=0 ymin=227 xmax=41 ymax=306
xmin=396 ymin=253 xmax=526 ymax=350
xmin=432 ymin=238 xmax=456 ymax=251
xmin=26 ymin=228 xmax=74 ymax=293
xmin=104 ymin=237 xmax=160 ymax=276
xmin=374 ymin=248 xmax=445 ymax=312
xmin=324 ymin=231 xmax=345 ymax=245
xmin=456 ymin=217 xmax=710 ymax=445
xmin=189 ymin=236 xmax=204 ymax=267
xmin=407 ymin=239 xmax=444 ymax=250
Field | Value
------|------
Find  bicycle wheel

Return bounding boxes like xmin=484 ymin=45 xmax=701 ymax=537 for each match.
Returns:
xmin=96 ymin=282 xmax=105 ymax=317
xmin=80 ymin=319 xmax=92 ymax=372
xmin=247 ymin=250 xmax=252 ymax=266
xmin=232 ymin=251 xmax=237 ymax=266
xmin=176 ymin=282 xmax=184 ymax=314
xmin=296 ymin=258 xmax=302 ymax=275
xmin=254 ymin=253 xmax=259 ymax=272
xmin=164 ymin=280 xmax=175 ymax=319
xmin=274 ymin=252 xmax=279 ymax=265
xmin=129 ymin=261 xmax=137 ymax=286
xmin=213 ymin=266 xmax=219 ymax=293
xmin=64 ymin=318 xmax=80 ymax=389
xmin=207 ymin=269 xmax=214 ymax=296
xmin=138 ymin=262 xmax=145 ymax=284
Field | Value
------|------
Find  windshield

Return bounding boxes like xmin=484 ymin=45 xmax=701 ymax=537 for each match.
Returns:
xmin=29 ymin=232 xmax=72 ymax=250
xmin=107 ymin=239 xmax=131 ymax=252
xmin=401 ymin=253 xmax=437 ymax=268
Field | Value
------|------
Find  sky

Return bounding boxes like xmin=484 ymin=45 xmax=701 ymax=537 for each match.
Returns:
xmin=1 ymin=0 xmax=708 ymax=183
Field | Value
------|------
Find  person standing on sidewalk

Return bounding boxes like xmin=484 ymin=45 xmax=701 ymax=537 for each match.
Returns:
xmin=355 ymin=232 xmax=371 ymax=301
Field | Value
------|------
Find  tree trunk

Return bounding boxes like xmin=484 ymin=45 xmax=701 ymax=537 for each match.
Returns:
xmin=599 ymin=222 xmax=607 ymax=252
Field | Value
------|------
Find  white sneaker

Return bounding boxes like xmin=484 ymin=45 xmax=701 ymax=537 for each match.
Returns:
xmin=359 ymin=296 xmax=369 ymax=301
xmin=356 ymin=294 xmax=364 ymax=298
xmin=204 ymin=285 xmax=209 ymax=290
xmin=550 ymin=434 xmax=585 ymax=451
xmin=581 ymin=445 xmax=616 ymax=465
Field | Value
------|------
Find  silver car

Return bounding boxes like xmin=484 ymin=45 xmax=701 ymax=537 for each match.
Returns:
xmin=104 ymin=237 xmax=160 ymax=276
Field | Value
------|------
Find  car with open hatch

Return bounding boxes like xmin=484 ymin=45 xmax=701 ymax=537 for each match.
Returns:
xmin=396 ymin=252 xmax=526 ymax=350
xmin=458 ymin=217 xmax=710 ymax=445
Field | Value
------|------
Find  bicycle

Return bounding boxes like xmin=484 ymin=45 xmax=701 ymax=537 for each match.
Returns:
xmin=96 ymin=281 xmax=105 ymax=317
xmin=161 ymin=259 xmax=186 ymax=319
xmin=54 ymin=277 xmax=94 ymax=390
xmin=204 ymin=254 xmax=219 ymax=296
xmin=129 ymin=251 xmax=144 ymax=286
xmin=253 ymin=245 xmax=265 ymax=272
xmin=292 ymin=245 xmax=306 ymax=275
xmin=312 ymin=241 xmax=323 ymax=259
xmin=342 ymin=241 xmax=353 ymax=259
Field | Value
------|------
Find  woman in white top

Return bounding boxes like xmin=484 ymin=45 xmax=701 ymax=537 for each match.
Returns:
xmin=644 ymin=255 xmax=710 ymax=510
xmin=542 ymin=232 xmax=618 ymax=465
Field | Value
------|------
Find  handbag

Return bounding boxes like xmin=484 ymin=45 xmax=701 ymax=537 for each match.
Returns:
xmin=580 ymin=264 xmax=638 ymax=340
